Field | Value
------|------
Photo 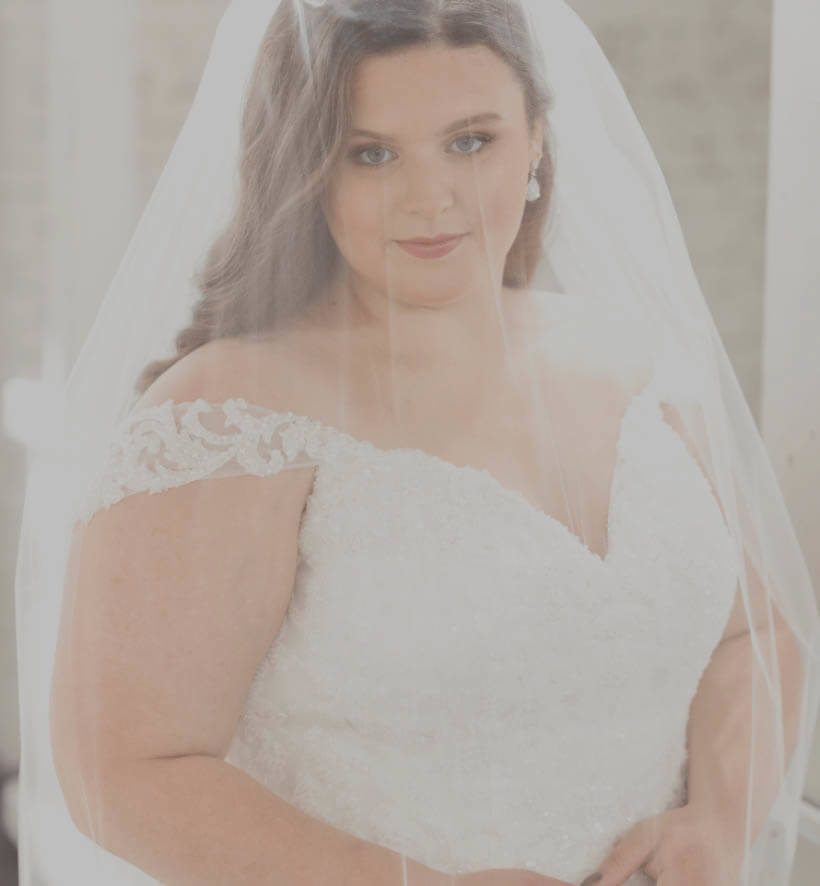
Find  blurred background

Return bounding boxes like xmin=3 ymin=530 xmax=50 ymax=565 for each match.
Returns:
xmin=1 ymin=0 xmax=818 ymax=882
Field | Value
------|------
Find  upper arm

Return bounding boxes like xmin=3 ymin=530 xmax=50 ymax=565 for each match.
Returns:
xmin=50 ymin=339 xmax=316 ymax=825
xmin=658 ymin=397 xmax=779 ymax=646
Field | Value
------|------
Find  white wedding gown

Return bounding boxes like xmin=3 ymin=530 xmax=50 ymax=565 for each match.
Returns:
xmin=77 ymin=360 xmax=738 ymax=885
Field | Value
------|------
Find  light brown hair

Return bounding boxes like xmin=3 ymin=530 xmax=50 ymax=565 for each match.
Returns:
xmin=136 ymin=0 xmax=554 ymax=396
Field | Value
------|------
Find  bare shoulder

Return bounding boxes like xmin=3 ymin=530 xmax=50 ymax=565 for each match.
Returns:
xmin=133 ymin=327 xmax=325 ymax=414
xmin=124 ymin=332 xmax=321 ymax=529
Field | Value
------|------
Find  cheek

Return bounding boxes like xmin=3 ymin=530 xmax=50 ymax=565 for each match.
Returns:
xmin=467 ymin=164 xmax=527 ymax=243
xmin=328 ymin=177 xmax=387 ymax=243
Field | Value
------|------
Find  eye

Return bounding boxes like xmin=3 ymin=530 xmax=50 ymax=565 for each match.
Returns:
xmin=354 ymin=145 xmax=395 ymax=167
xmin=451 ymin=134 xmax=493 ymax=154
xmin=350 ymin=133 xmax=494 ymax=167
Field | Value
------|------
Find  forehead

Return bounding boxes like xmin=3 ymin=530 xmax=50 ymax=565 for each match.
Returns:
xmin=350 ymin=43 xmax=525 ymax=131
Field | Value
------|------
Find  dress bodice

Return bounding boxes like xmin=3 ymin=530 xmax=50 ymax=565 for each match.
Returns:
xmin=79 ymin=371 xmax=738 ymax=885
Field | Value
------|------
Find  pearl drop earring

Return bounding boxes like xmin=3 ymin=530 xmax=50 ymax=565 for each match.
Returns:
xmin=526 ymin=158 xmax=541 ymax=203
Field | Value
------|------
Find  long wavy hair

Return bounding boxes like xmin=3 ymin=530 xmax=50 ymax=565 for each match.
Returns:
xmin=136 ymin=0 xmax=555 ymax=396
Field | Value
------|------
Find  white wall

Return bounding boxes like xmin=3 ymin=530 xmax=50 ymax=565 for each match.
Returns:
xmin=762 ymin=0 xmax=820 ymax=616
xmin=763 ymin=0 xmax=820 ymax=813
xmin=44 ymin=0 xmax=140 ymax=379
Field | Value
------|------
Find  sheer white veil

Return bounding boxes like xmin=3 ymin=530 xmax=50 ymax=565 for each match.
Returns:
xmin=13 ymin=1 xmax=820 ymax=884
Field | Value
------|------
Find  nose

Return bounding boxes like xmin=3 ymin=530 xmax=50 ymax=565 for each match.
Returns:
xmin=397 ymin=158 xmax=456 ymax=218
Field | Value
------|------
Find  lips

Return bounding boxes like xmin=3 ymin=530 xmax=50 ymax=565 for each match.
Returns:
xmin=398 ymin=234 xmax=464 ymax=246
xmin=396 ymin=234 xmax=466 ymax=259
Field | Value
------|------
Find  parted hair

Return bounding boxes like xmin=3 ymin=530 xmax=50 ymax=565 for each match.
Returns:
xmin=136 ymin=0 xmax=554 ymax=396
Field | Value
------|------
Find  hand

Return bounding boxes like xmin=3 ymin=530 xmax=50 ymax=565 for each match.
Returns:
xmin=589 ymin=804 xmax=744 ymax=885
xmin=455 ymin=869 xmax=573 ymax=885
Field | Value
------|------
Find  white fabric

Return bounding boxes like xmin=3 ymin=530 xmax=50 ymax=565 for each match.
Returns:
xmin=76 ymin=356 xmax=738 ymax=884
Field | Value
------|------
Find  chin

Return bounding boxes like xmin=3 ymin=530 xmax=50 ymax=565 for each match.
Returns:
xmin=388 ymin=272 xmax=483 ymax=307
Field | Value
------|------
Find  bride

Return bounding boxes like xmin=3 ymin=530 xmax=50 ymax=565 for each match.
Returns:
xmin=16 ymin=2 xmax=818 ymax=885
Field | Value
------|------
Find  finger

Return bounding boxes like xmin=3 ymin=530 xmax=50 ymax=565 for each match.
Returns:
xmin=593 ymin=818 xmax=660 ymax=886
xmin=642 ymin=834 xmax=719 ymax=885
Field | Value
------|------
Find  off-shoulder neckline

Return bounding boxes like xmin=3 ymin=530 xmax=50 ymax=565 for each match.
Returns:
xmin=132 ymin=372 xmax=661 ymax=565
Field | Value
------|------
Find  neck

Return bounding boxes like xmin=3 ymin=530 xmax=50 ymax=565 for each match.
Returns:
xmin=322 ymin=272 xmax=532 ymax=382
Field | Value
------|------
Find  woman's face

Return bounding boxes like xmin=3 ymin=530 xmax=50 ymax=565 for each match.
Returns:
xmin=324 ymin=42 xmax=543 ymax=311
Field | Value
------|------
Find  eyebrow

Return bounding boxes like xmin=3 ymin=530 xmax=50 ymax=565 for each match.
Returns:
xmin=350 ymin=112 xmax=505 ymax=141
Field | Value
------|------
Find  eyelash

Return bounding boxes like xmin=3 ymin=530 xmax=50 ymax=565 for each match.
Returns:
xmin=349 ymin=133 xmax=495 ymax=167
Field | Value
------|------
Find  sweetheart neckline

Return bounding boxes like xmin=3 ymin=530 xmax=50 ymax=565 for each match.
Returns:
xmin=212 ymin=373 xmax=661 ymax=566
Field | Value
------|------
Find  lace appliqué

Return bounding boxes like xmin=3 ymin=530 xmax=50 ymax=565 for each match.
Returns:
xmin=78 ymin=398 xmax=330 ymax=523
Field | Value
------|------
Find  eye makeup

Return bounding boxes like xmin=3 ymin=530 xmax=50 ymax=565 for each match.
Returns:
xmin=348 ymin=132 xmax=496 ymax=167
